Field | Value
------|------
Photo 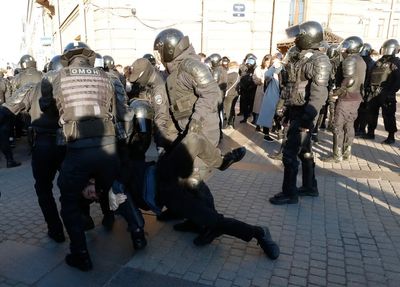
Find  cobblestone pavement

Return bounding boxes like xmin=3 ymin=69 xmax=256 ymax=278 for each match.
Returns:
xmin=0 ymin=101 xmax=399 ymax=286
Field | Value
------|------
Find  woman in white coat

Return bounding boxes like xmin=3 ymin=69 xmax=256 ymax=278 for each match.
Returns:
xmin=252 ymin=54 xmax=271 ymax=130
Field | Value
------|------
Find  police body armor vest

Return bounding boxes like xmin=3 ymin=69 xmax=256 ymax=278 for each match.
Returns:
xmin=166 ymin=59 xmax=198 ymax=120
xmin=370 ymin=60 xmax=391 ymax=87
xmin=288 ymin=57 xmax=309 ymax=106
xmin=56 ymin=67 xmax=115 ymax=142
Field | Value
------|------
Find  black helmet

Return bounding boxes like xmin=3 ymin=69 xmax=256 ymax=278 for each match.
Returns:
xmin=129 ymin=99 xmax=154 ymax=134
xmin=244 ymin=53 xmax=257 ymax=61
xmin=103 ymin=55 xmax=115 ymax=70
xmin=48 ymin=55 xmax=63 ymax=72
xmin=326 ymin=44 xmax=339 ymax=59
xmin=286 ymin=21 xmax=324 ymax=50
xmin=61 ymin=41 xmax=95 ymax=66
xmin=43 ymin=62 xmax=49 ymax=73
xmin=94 ymin=53 xmax=104 ymax=69
xmin=340 ymin=36 xmax=363 ymax=54
xmin=143 ymin=53 xmax=156 ymax=66
xmin=153 ymin=28 xmax=190 ymax=63
xmin=203 ymin=57 xmax=212 ymax=69
xmin=380 ymin=39 xmax=399 ymax=56
xmin=360 ymin=43 xmax=373 ymax=57
xmin=208 ymin=53 xmax=222 ymax=68
xmin=129 ymin=58 xmax=154 ymax=86
xmin=221 ymin=56 xmax=230 ymax=65
xmin=19 ymin=54 xmax=36 ymax=69
xmin=245 ymin=56 xmax=256 ymax=69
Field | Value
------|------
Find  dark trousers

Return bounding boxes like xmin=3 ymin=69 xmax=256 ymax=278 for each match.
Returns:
xmin=241 ymin=92 xmax=255 ymax=120
xmin=282 ymin=119 xmax=315 ymax=196
xmin=367 ymin=95 xmax=397 ymax=134
xmin=354 ymin=101 xmax=368 ymax=134
xmin=224 ymin=95 xmax=238 ymax=126
xmin=0 ymin=114 xmax=14 ymax=160
xmin=333 ymin=100 xmax=361 ymax=148
xmin=58 ymin=144 xmax=119 ymax=253
xmin=159 ymin=180 xmax=256 ymax=242
xmin=31 ymin=135 xmax=66 ymax=233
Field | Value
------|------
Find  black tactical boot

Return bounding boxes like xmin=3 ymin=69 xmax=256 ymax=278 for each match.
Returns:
xmin=342 ymin=145 xmax=352 ymax=160
xmin=298 ymin=159 xmax=319 ymax=197
xmin=322 ymin=135 xmax=343 ymax=163
xmin=255 ymin=226 xmax=280 ymax=260
xmin=102 ymin=213 xmax=115 ymax=231
xmin=363 ymin=132 xmax=375 ymax=140
xmin=65 ymin=250 xmax=93 ymax=271
xmin=219 ymin=147 xmax=246 ymax=171
xmin=131 ymin=229 xmax=147 ymax=250
xmin=83 ymin=214 xmax=95 ymax=231
xmin=382 ymin=133 xmax=395 ymax=145
xmin=6 ymin=160 xmax=21 ymax=168
xmin=269 ymin=192 xmax=298 ymax=205
xmin=48 ymin=229 xmax=66 ymax=243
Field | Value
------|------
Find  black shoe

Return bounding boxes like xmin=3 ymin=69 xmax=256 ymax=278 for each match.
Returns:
xmin=363 ymin=133 xmax=375 ymax=140
xmin=382 ymin=138 xmax=395 ymax=145
xmin=219 ymin=147 xmax=246 ymax=171
xmin=297 ymin=186 xmax=319 ymax=197
xmin=237 ymin=112 xmax=243 ymax=116
xmin=311 ymin=134 xmax=319 ymax=143
xmin=156 ymin=209 xmax=183 ymax=222
xmin=48 ymin=230 xmax=65 ymax=243
xmin=102 ymin=213 xmax=115 ymax=231
xmin=131 ymin=230 xmax=147 ymax=250
xmin=239 ymin=119 xmax=247 ymax=123
xmin=65 ymin=251 xmax=93 ymax=272
xmin=263 ymin=135 xmax=274 ymax=142
xmin=193 ymin=228 xmax=222 ymax=246
xmin=256 ymin=227 xmax=280 ymax=260
xmin=255 ymin=126 xmax=261 ymax=132
xmin=355 ymin=131 xmax=366 ymax=137
xmin=6 ymin=160 xmax=21 ymax=168
xmin=83 ymin=215 xmax=95 ymax=231
xmin=174 ymin=220 xmax=204 ymax=233
xmin=319 ymin=123 xmax=326 ymax=129
xmin=269 ymin=192 xmax=298 ymax=205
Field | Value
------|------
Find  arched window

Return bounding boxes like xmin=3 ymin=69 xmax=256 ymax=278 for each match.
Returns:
xmin=289 ymin=0 xmax=305 ymax=26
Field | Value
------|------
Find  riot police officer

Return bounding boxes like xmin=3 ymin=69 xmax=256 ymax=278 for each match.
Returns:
xmin=354 ymin=43 xmax=375 ymax=137
xmin=128 ymin=57 xmax=178 ymax=149
xmin=0 ymin=71 xmax=9 ymax=105
xmin=323 ymin=36 xmax=366 ymax=162
xmin=238 ymin=56 xmax=257 ymax=123
xmin=153 ymin=28 xmax=246 ymax=175
xmin=103 ymin=54 xmax=127 ymax=90
xmin=365 ymin=39 xmax=400 ymax=144
xmin=1 ymin=55 xmax=67 ymax=240
xmin=269 ymin=21 xmax=331 ymax=205
xmin=40 ymin=42 xmax=131 ymax=271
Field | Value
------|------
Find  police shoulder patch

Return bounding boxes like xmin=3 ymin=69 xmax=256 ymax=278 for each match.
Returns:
xmin=154 ymin=94 xmax=163 ymax=105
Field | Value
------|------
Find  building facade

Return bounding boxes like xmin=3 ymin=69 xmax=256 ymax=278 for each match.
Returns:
xmin=25 ymin=0 xmax=400 ymax=68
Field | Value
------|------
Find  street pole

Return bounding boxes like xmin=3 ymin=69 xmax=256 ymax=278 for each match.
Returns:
xmin=201 ymin=0 xmax=205 ymax=53
xmin=387 ymin=0 xmax=395 ymax=38
xmin=269 ymin=0 xmax=276 ymax=54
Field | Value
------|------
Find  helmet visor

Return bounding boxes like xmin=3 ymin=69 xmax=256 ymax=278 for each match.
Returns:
xmin=134 ymin=118 xmax=153 ymax=134
xmin=286 ymin=24 xmax=301 ymax=38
